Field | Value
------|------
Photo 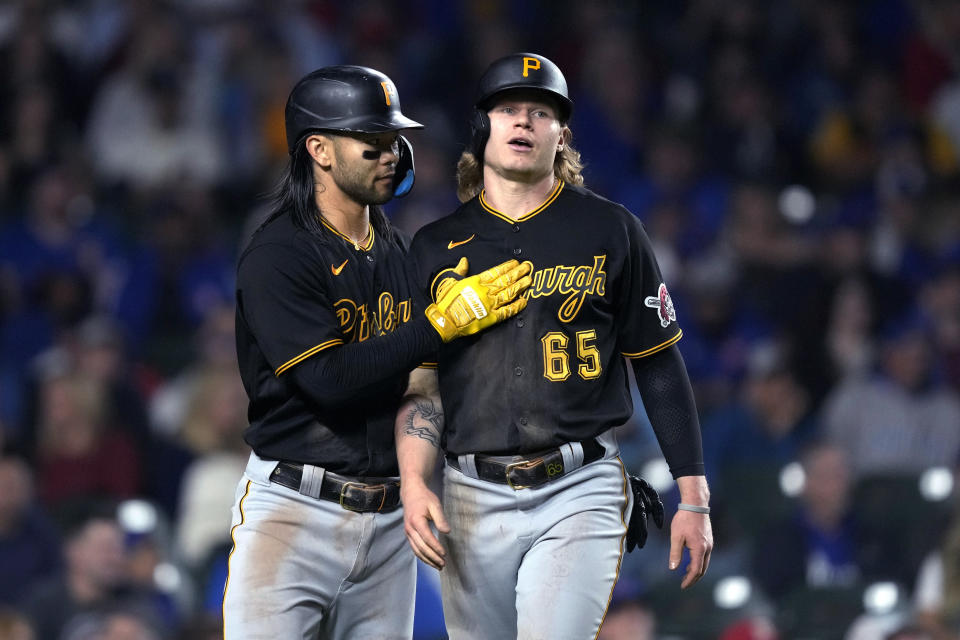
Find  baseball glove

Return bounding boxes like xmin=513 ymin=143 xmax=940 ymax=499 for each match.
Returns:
xmin=626 ymin=475 xmax=664 ymax=552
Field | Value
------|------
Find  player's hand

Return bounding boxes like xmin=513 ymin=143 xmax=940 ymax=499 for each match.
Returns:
xmin=400 ymin=480 xmax=450 ymax=570
xmin=425 ymin=257 xmax=532 ymax=342
xmin=668 ymin=508 xmax=713 ymax=589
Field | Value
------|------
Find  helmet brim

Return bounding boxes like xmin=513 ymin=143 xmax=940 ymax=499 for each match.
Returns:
xmin=478 ymin=86 xmax=573 ymax=122
xmin=354 ymin=113 xmax=425 ymax=131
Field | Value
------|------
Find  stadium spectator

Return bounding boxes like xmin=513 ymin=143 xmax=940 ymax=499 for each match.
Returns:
xmin=33 ymin=373 xmax=141 ymax=507
xmin=750 ymin=441 xmax=875 ymax=599
xmin=0 ymin=455 xmax=61 ymax=605
xmin=20 ymin=507 xmax=155 ymax=640
xmin=821 ymin=314 xmax=960 ymax=478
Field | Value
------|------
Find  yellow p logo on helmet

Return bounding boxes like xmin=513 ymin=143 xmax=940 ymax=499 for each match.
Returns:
xmin=522 ymin=57 xmax=540 ymax=77
xmin=380 ymin=81 xmax=395 ymax=105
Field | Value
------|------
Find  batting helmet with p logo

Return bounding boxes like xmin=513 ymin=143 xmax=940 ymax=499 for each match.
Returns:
xmin=467 ymin=52 xmax=573 ymax=161
xmin=284 ymin=65 xmax=423 ymax=197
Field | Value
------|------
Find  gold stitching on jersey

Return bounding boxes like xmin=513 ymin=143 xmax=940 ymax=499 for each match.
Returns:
xmin=621 ymin=329 xmax=683 ymax=359
xmin=334 ymin=294 xmax=411 ymax=343
xmin=527 ymin=255 xmax=607 ymax=323
xmin=223 ymin=480 xmax=252 ymax=633
xmin=320 ymin=218 xmax=375 ymax=251
xmin=594 ymin=460 xmax=630 ymax=640
xmin=275 ymin=339 xmax=343 ymax=375
xmin=479 ymin=179 xmax=564 ymax=223
xmin=418 ymin=362 xmax=438 ymax=369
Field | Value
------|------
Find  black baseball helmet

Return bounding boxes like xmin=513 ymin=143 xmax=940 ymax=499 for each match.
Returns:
xmin=285 ymin=65 xmax=423 ymax=197
xmin=468 ymin=52 xmax=573 ymax=160
xmin=475 ymin=52 xmax=572 ymax=120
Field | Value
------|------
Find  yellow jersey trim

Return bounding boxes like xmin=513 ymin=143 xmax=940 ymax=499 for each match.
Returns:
xmin=594 ymin=458 xmax=630 ymax=640
xmin=275 ymin=339 xmax=344 ymax=375
xmin=222 ymin=480 xmax=252 ymax=637
xmin=418 ymin=362 xmax=438 ymax=369
xmin=621 ymin=329 xmax=683 ymax=359
xmin=320 ymin=218 xmax=375 ymax=251
xmin=479 ymin=180 xmax=564 ymax=223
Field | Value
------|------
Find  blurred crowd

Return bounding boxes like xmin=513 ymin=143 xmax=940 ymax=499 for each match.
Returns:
xmin=0 ymin=0 xmax=958 ymax=639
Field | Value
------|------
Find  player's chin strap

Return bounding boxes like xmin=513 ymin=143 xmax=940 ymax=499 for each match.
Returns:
xmin=392 ymin=135 xmax=416 ymax=198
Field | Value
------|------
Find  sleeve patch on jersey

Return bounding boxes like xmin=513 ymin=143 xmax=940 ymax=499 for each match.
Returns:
xmin=275 ymin=338 xmax=344 ymax=375
xmin=644 ymin=283 xmax=677 ymax=328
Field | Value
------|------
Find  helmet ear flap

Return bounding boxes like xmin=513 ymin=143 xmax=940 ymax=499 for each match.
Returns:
xmin=392 ymin=134 xmax=416 ymax=198
xmin=467 ymin=107 xmax=490 ymax=162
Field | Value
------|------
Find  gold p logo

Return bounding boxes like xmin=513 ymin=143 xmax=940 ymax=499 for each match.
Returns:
xmin=522 ymin=57 xmax=540 ymax=77
xmin=380 ymin=81 xmax=395 ymax=105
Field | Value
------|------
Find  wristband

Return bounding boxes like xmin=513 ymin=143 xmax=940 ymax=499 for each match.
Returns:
xmin=677 ymin=503 xmax=710 ymax=514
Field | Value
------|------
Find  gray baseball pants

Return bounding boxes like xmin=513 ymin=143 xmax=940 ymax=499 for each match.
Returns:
xmin=439 ymin=437 xmax=632 ymax=640
xmin=222 ymin=451 xmax=416 ymax=640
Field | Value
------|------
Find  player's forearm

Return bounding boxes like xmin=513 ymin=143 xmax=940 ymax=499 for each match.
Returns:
xmin=395 ymin=393 xmax=444 ymax=485
xmin=289 ymin=316 xmax=441 ymax=408
xmin=630 ymin=345 xmax=706 ymax=478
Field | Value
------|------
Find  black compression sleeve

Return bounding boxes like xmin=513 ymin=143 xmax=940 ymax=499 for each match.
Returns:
xmin=288 ymin=315 xmax=442 ymax=407
xmin=631 ymin=344 xmax=705 ymax=478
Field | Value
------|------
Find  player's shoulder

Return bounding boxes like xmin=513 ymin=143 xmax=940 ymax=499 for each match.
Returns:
xmin=238 ymin=211 xmax=318 ymax=271
xmin=410 ymin=198 xmax=478 ymax=248
xmin=559 ymin=182 xmax=643 ymax=227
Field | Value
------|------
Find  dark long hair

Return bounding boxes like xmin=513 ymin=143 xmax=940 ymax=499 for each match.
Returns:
xmin=259 ymin=138 xmax=395 ymax=243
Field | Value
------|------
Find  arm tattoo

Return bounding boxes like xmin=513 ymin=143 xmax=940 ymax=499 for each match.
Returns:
xmin=403 ymin=398 xmax=444 ymax=448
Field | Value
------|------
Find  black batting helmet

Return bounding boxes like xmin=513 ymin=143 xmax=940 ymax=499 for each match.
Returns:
xmin=285 ymin=65 xmax=423 ymax=197
xmin=468 ymin=52 xmax=573 ymax=160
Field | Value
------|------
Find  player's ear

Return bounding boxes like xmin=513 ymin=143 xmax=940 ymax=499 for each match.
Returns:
xmin=306 ymin=134 xmax=334 ymax=169
xmin=557 ymin=126 xmax=571 ymax=153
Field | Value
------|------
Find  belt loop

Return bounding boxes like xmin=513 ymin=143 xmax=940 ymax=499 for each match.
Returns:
xmin=560 ymin=442 xmax=584 ymax=471
xmin=458 ymin=454 xmax=479 ymax=479
xmin=595 ymin=427 xmax=617 ymax=459
xmin=299 ymin=464 xmax=325 ymax=499
xmin=247 ymin=450 xmax=280 ymax=484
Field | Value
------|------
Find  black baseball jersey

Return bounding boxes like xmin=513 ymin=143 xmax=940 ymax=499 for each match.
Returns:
xmin=408 ymin=180 xmax=682 ymax=456
xmin=235 ymin=212 xmax=416 ymax=476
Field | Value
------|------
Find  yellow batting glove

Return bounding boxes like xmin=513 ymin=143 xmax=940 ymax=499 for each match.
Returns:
xmin=425 ymin=258 xmax=533 ymax=342
xmin=434 ymin=257 xmax=470 ymax=301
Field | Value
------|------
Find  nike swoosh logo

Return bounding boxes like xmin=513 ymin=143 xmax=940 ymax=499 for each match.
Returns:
xmin=331 ymin=259 xmax=348 ymax=276
xmin=447 ymin=234 xmax=475 ymax=250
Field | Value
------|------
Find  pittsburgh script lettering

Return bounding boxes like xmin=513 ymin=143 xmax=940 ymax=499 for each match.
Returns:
xmin=527 ymin=255 xmax=606 ymax=322
xmin=334 ymin=292 xmax=412 ymax=342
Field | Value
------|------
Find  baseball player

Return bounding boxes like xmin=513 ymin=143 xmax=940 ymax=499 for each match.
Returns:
xmin=396 ymin=53 xmax=713 ymax=639
xmin=223 ymin=65 xmax=531 ymax=640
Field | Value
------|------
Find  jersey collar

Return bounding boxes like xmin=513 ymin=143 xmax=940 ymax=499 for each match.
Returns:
xmin=320 ymin=217 xmax=375 ymax=251
xmin=479 ymin=180 xmax=564 ymax=223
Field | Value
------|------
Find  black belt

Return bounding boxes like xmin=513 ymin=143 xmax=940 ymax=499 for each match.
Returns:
xmin=446 ymin=439 xmax=605 ymax=490
xmin=270 ymin=462 xmax=401 ymax=513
